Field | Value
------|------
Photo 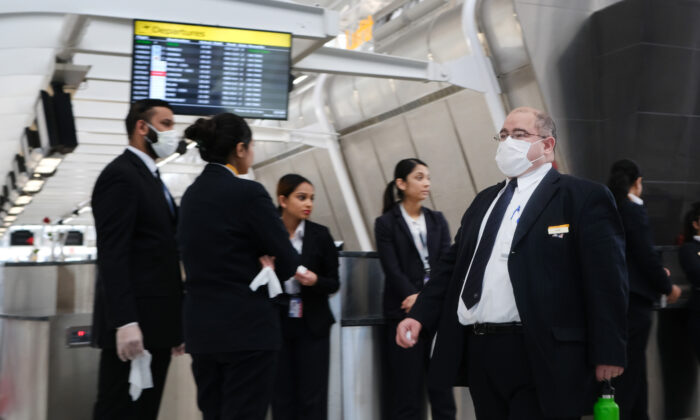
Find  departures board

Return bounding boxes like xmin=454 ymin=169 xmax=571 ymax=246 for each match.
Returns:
xmin=131 ymin=20 xmax=291 ymax=119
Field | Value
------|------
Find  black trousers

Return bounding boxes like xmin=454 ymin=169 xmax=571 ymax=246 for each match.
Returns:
xmin=385 ymin=319 xmax=456 ymax=420
xmin=689 ymin=311 xmax=700 ymax=363
xmin=271 ymin=320 xmax=330 ymax=420
xmin=93 ymin=347 xmax=172 ymax=420
xmin=466 ymin=333 xmax=577 ymax=420
xmin=191 ymin=350 xmax=278 ymax=420
xmin=615 ymin=297 xmax=652 ymax=420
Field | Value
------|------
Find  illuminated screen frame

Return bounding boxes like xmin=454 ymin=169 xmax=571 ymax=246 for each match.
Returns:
xmin=130 ymin=19 xmax=292 ymax=120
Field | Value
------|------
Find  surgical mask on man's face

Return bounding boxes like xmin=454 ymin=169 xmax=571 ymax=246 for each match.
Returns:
xmin=494 ymin=136 xmax=545 ymax=178
xmin=145 ymin=123 xmax=179 ymax=158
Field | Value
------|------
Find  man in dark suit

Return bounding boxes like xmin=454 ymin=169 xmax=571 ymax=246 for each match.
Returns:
xmin=91 ymin=99 xmax=184 ymax=420
xmin=397 ymin=107 xmax=629 ymax=419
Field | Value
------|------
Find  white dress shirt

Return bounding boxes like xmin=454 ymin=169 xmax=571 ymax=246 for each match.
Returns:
xmin=457 ymin=163 xmax=552 ymax=325
xmin=399 ymin=204 xmax=430 ymax=270
xmin=628 ymin=193 xmax=644 ymax=205
xmin=284 ymin=220 xmax=305 ymax=295
xmin=127 ymin=146 xmax=158 ymax=177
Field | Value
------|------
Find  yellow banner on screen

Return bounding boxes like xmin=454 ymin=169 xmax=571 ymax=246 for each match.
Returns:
xmin=134 ymin=20 xmax=291 ymax=48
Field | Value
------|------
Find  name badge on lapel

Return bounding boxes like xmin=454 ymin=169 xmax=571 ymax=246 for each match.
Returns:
xmin=548 ymin=224 xmax=569 ymax=239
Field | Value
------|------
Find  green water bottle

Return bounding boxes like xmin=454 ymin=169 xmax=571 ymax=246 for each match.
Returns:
xmin=594 ymin=379 xmax=619 ymax=420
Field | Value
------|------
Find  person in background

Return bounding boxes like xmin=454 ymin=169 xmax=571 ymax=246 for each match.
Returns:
xmin=91 ymin=98 xmax=185 ymax=420
xmin=375 ymin=158 xmax=456 ymax=420
xmin=679 ymin=202 xmax=700 ymax=362
xmin=271 ymin=174 xmax=340 ymax=420
xmin=397 ymin=107 xmax=628 ymax=420
xmin=606 ymin=159 xmax=681 ymax=420
xmin=177 ymin=113 xmax=299 ymax=420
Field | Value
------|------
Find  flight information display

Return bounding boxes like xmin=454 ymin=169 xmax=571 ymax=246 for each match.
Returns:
xmin=131 ymin=20 xmax=291 ymax=119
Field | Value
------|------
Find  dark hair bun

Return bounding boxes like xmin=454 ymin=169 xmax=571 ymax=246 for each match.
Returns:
xmin=184 ymin=118 xmax=217 ymax=150
xmin=183 ymin=113 xmax=252 ymax=164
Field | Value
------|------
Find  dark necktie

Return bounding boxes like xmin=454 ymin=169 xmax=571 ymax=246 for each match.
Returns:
xmin=155 ymin=169 xmax=175 ymax=217
xmin=461 ymin=178 xmax=518 ymax=309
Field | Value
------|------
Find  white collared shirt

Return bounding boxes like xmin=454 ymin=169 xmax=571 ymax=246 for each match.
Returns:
xmin=628 ymin=193 xmax=644 ymax=205
xmin=399 ymin=203 xmax=429 ymax=270
xmin=457 ymin=163 xmax=552 ymax=325
xmin=284 ymin=220 xmax=305 ymax=295
xmin=127 ymin=146 xmax=158 ymax=177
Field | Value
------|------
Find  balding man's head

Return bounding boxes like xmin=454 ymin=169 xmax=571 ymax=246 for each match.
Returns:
xmin=510 ymin=107 xmax=557 ymax=140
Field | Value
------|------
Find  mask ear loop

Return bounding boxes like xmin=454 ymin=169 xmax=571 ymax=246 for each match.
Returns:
xmin=529 ymin=138 xmax=548 ymax=164
xmin=144 ymin=122 xmax=159 ymax=144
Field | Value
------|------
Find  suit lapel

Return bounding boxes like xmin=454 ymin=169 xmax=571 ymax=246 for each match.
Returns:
xmin=124 ymin=150 xmax=175 ymax=222
xmin=300 ymin=221 xmax=312 ymax=263
xmin=511 ymin=168 xmax=561 ymax=249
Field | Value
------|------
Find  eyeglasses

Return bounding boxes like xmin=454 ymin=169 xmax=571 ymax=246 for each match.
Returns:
xmin=493 ymin=130 xmax=548 ymax=142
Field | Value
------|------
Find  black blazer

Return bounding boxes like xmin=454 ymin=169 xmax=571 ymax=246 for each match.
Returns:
xmin=281 ymin=220 xmax=340 ymax=337
xmin=618 ymin=200 xmax=671 ymax=304
xmin=177 ymin=164 xmax=299 ymax=353
xmin=375 ymin=205 xmax=451 ymax=319
xmin=91 ymin=150 xmax=183 ymax=349
xmin=410 ymin=169 xmax=628 ymax=418
xmin=679 ymin=240 xmax=700 ymax=312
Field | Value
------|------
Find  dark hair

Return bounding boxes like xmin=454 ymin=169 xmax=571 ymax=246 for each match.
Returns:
xmin=683 ymin=202 xmax=700 ymax=243
xmin=184 ymin=112 xmax=252 ymax=164
xmin=125 ymin=99 xmax=172 ymax=138
xmin=382 ymin=158 xmax=428 ymax=214
xmin=607 ymin=159 xmax=641 ymax=208
xmin=277 ymin=174 xmax=313 ymax=212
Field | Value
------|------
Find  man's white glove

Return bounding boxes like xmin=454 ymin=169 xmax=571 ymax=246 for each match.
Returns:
xmin=116 ymin=323 xmax=144 ymax=362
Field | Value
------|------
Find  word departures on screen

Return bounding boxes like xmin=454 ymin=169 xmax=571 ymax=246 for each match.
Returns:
xmin=131 ymin=20 xmax=292 ymax=119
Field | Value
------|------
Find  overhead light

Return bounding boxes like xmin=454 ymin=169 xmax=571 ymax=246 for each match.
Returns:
xmin=293 ymin=74 xmax=308 ymax=85
xmin=14 ymin=195 xmax=32 ymax=206
xmin=34 ymin=157 xmax=62 ymax=176
xmin=8 ymin=206 xmax=23 ymax=215
xmin=4 ymin=216 xmax=16 ymax=222
xmin=61 ymin=216 xmax=74 ymax=224
xmin=3 ymin=222 xmax=11 ymax=227
xmin=22 ymin=179 xmax=44 ymax=194
xmin=78 ymin=206 xmax=92 ymax=214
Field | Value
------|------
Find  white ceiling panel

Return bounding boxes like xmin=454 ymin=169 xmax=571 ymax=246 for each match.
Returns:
xmin=72 ymin=99 xmax=130 ymax=120
xmin=75 ymin=117 xmax=126 ymax=134
xmin=76 ymin=132 xmax=128 ymax=146
xmin=0 ymin=48 xmax=56 ymax=76
xmin=0 ymin=96 xmax=36 ymax=115
xmin=76 ymin=17 xmax=132 ymax=54
xmin=73 ymin=53 xmax=131 ymax=81
xmin=0 ymin=75 xmax=48 ymax=96
xmin=0 ymin=14 xmax=67 ymax=49
xmin=73 ymin=79 xmax=130 ymax=102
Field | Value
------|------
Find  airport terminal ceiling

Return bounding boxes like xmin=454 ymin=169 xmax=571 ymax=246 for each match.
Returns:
xmin=0 ymin=0 xmax=698 ymax=251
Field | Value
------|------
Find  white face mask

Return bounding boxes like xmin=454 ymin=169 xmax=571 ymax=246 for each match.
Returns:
xmin=494 ymin=136 xmax=545 ymax=178
xmin=146 ymin=123 xmax=180 ymax=158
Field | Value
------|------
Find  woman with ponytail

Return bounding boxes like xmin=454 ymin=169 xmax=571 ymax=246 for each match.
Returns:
xmin=177 ymin=112 xmax=300 ymax=419
xmin=374 ymin=158 xmax=455 ymax=420
xmin=271 ymin=174 xmax=339 ymax=420
xmin=679 ymin=202 xmax=700 ymax=362
xmin=606 ymin=159 xmax=681 ymax=420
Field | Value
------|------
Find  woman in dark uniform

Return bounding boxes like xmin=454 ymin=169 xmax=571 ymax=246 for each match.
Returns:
xmin=679 ymin=202 xmax=700 ymax=362
xmin=374 ymin=158 xmax=456 ymax=420
xmin=271 ymin=174 xmax=339 ymax=420
xmin=177 ymin=113 xmax=299 ymax=420
xmin=606 ymin=159 xmax=681 ymax=420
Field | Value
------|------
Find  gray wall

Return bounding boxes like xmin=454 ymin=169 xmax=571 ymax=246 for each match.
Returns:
xmin=254 ymin=86 xmax=500 ymax=250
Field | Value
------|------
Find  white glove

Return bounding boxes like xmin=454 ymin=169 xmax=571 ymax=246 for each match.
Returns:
xmin=116 ymin=323 xmax=144 ymax=362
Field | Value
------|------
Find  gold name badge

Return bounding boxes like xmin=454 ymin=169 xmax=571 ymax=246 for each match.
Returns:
xmin=548 ymin=224 xmax=570 ymax=235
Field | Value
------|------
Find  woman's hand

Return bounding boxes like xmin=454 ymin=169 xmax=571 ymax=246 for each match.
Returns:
xmin=259 ymin=255 xmax=275 ymax=270
xmin=295 ymin=269 xmax=318 ymax=286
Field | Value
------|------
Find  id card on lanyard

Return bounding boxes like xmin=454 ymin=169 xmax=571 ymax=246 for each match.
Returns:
xmin=289 ymin=296 xmax=303 ymax=318
xmin=417 ymin=231 xmax=431 ymax=284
